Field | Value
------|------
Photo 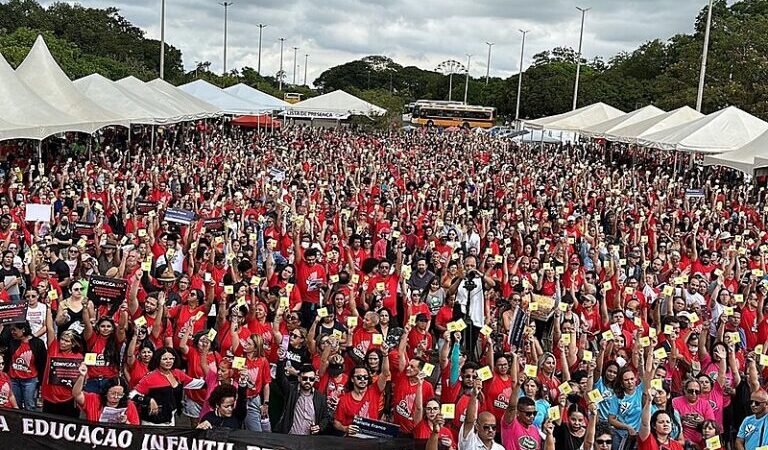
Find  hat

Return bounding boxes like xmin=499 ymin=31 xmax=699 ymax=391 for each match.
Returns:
xmin=567 ymin=215 xmax=575 ymax=222
xmin=569 ymin=255 xmax=580 ymax=264
xmin=156 ymin=266 xmax=179 ymax=283
xmin=718 ymin=231 xmax=732 ymax=241
xmin=415 ymin=313 xmax=429 ymax=322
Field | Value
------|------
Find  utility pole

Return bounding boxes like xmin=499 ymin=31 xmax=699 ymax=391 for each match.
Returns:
xmin=292 ymin=46 xmax=298 ymax=85
xmin=278 ymin=37 xmax=285 ymax=90
xmin=159 ymin=0 xmax=166 ymax=79
xmin=696 ymin=0 xmax=714 ymax=112
xmin=572 ymin=6 xmax=590 ymax=110
xmin=464 ymin=54 xmax=472 ymax=105
xmin=484 ymin=42 xmax=494 ymax=84
xmin=257 ymin=24 xmax=266 ymax=75
xmin=304 ymin=53 xmax=309 ymax=86
xmin=220 ymin=2 xmax=233 ymax=75
xmin=515 ymin=30 xmax=528 ymax=121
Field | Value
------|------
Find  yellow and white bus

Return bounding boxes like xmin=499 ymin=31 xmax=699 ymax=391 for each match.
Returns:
xmin=407 ymin=100 xmax=496 ymax=129
xmin=284 ymin=93 xmax=303 ymax=104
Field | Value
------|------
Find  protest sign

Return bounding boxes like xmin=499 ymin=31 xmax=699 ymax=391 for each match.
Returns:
xmin=87 ymin=275 xmax=128 ymax=307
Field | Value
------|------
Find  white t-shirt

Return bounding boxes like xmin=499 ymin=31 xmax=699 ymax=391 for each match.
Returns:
xmin=26 ymin=302 xmax=47 ymax=340
xmin=456 ymin=277 xmax=485 ymax=328
xmin=459 ymin=427 xmax=505 ymax=450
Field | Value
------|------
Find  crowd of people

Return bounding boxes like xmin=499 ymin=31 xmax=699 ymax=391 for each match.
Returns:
xmin=0 ymin=122 xmax=765 ymax=450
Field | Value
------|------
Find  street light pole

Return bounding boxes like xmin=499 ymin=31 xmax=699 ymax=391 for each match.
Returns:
xmin=464 ymin=54 xmax=471 ymax=105
xmin=304 ymin=53 xmax=308 ymax=86
xmin=159 ymin=0 xmax=165 ymax=79
xmin=220 ymin=2 xmax=233 ymax=75
xmin=257 ymin=24 xmax=266 ymax=75
xmin=696 ymin=0 xmax=714 ymax=112
xmin=572 ymin=6 xmax=590 ymax=111
xmin=515 ymin=29 xmax=528 ymax=122
xmin=278 ymin=37 xmax=285 ymax=90
xmin=484 ymin=42 xmax=494 ymax=85
xmin=292 ymin=46 xmax=298 ymax=85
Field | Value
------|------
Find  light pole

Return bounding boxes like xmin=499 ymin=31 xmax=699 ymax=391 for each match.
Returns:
xmin=464 ymin=54 xmax=472 ymax=104
xmin=220 ymin=2 xmax=233 ymax=75
xmin=572 ymin=6 xmax=590 ymax=111
xmin=435 ymin=60 xmax=465 ymax=102
xmin=159 ymin=0 xmax=166 ymax=79
xmin=304 ymin=53 xmax=309 ymax=86
xmin=292 ymin=46 xmax=298 ymax=85
xmin=484 ymin=42 xmax=494 ymax=85
xmin=257 ymin=24 xmax=266 ymax=75
xmin=515 ymin=29 xmax=528 ymax=121
xmin=278 ymin=37 xmax=285 ymax=90
xmin=696 ymin=0 xmax=714 ymax=112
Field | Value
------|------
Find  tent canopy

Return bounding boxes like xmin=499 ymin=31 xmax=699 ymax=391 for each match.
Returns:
xmin=224 ymin=83 xmax=288 ymax=111
xmin=147 ymin=78 xmax=221 ymax=119
xmin=638 ymin=106 xmax=768 ymax=153
xmin=702 ymin=129 xmax=768 ymax=174
xmin=179 ymin=80 xmax=266 ymax=115
xmin=581 ymin=105 xmax=665 ymax=138
xmin=524 ymin=102 xmax=625 ymax=132
xmin=117 ymin=76 xmax=196 ymax=122
xmin=603 ymin=106 xmax=704 ymax=144
xmin=284 ymin=90 xmax=386 ymax=119
xmin=16 ymin=35 xmax=127 ymax=132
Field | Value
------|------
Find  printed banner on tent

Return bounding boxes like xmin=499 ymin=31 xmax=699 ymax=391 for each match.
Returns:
xmin=282 ymin=109 xmax=350 ymax=120
xmin=87 ymin=275 xmax=128 ymax=306
xmin=0 ymin=408 xmax=411 ymax=450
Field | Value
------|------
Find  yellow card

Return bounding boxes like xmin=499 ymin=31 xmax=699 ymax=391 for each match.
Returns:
xmin=279 ymin=296 xmax=290 ymax=308
xmin=650 ymin=378 xmax=663 ymax=390
xmin=706 ymin=436 xmax=721 ymax=450
xmin=556 ymin=266 xmax=565 ymax=275
xmin=664 ymin=324 xmax=674 ymax=335
xmin=754 ymin=269 xmax=765 ymax=277
xmin=653 ymin=347 xmax=668 ymax=359
xmin=347 ymin=316 xmax=358 ymax=328
xmin=232 ymin=357 xmax=246 ymax=370
xmin=559 ymin=382 xmax=572 ymax=394
xmin=724 ymin=306 xmax=734 ymax=316
xmin=727 ymin=332 xmax=741 ymax=344
xmin=494 ymin=255 xmax=503 ymax=264
xmin=529 ymin=302 xmax=539 ymax=311
xmin=524 ymin=364 xmax=538 ymax=377
xmin=351 ymin=274 xmax=360 ymax=284
xmin=649 ymin=327 xmax=657 ymax=338
xmin=194 ymin=311 xmax=205 ymax=320
xmin=447 ymin=321 xmax=458 ymax=332
xmin=583 ymin=350 xmax=593 ymax=362
xmin=455 ymin=319 xmax=467 ymax=331
xmin=624 ymin=287 xmax=635 ymax=295
xmin=760 ymin=354 xmax=768 ymax=366
xmin=714 ymin=268 xmax=723 ymax=277
xmin=372 ymin=334 xmax=383 ymax=345
xmin=376 ymin=282 xmax=386 ymax=291
xmin=392 ymin=230 xmax=401 ymax=239
xmin=408 ymin=315 xmax=417 ymax=326
xmin=680 ymin=274 xmax=689 ymax=282
xmin=237 ymin=297 xmax=247 ymax=307
xmin=48 ymin=290 xmax=58 ymax=300
xmin=141 ymin=261 xmax=151 ymax=272
xmin=689 ymin=312 xmax=700 ymax=323
xmin=224 ymin=285 xmax=234 ymax=295
xmin=134 ymin=316 xmax=147 ymax=327
xmin=441 ymin=404 xmax=456 ymax=419
xmin=330 ymin=274 xmax=340 ymax=283
xmin=480 ymin=325 xmax=493 ymax=336
xmin=640 ymin=336 xmax=651 ymax=347
xmin=422 ymin=363 xmax=435 ymax=377
xmin=317 ymin=307 xmax=329 ymax=318
xmin=757 ymin=344 xmax=764 ymax=355
xmin=77 ymin=238 xmax=87 ymax=248
xmin=602 ymin=330 xmax=615 ymax=341
xmin=734 ymin=294 xmax=744 ymax=303
xmin=138 ymin=229 xmax=147 ymax=237
xmin=84 ymin=353 xmax=98 ymax=366
xmin=285 ymin=283 xmax=295 ymax=293
xmin=568 ymin=237 xmax=575 ymax=245
xmin=477 ymin=366 xmax=493 ymax=381
xmin=558 ymin=302 xmax=568 ymax=312
xmin=543 ymin=262 xmax=551 ymax=270
xmin=332 ymin=329 xmax=343 ymax=339
xmin=548 ymin=405 xmax=561 ymax=421
xmin=641 ymin=236 xmax=649 ymax=243
xmin=249 ymin=233 xmax=258 ymax=241
xmin=206 ymin=329 xmax=217 ymax=341
xmin=619 ymin=259 xmax=627 ymax=267
xmin=587 ymin=389 xmax=604 ymax=403
xmin=250 ymin=276 xmax=261 ymax=286
xmin=603 ymin=281 xmax=613 ymax=291
xmin=561 ymin=333 xmax=572 ymax=345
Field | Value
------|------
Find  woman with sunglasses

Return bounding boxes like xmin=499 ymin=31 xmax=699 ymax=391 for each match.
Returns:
xmin=55 ymin=280 xmax=87 ymax=335
xmin=413 ymin=399 xmax=456 ymax=450
xmin=40 ymin=326 xmax=81 ymax=417
xmin=72 ymin=362 xmax=139 ymax=424
xmin=282 ymin=327 xmax=311 ymax=382
xmin=639 ymin=375 xmax=683 ymax=450
xmin=671 ymin=379 xmax=714 ymax=448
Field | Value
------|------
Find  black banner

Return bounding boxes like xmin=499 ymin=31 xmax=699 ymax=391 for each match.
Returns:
xmin=352 ymin=416 xmax=400 ymax=439
xmin=87 ymin=276 xmax=128 ymax=306
xmin=0 ymin=408 xmax=411 ymax=450
xmin=73 ymin=222 xmax=95 ymax=241
xmin=135 ymin=200 xmax=157 ymax=215
xmin=0 ymin=303 xmax=27 ymax=325
xmin=202 ymin=217 xmax=225 ymax=233
xmin=48 ymin=357 xmax=84 ymax=388
xmin=164 ymin=208 xmax=195 ymax=225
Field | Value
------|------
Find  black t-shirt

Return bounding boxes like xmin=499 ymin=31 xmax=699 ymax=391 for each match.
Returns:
xmin=50 ymin=259 xmax=70 ymax=282
xmin=554 ymin=422 xmax=585 ymax=450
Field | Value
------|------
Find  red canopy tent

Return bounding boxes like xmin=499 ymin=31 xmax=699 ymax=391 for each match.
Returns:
xmin=231 ymin=115 xmax=282 ymax=129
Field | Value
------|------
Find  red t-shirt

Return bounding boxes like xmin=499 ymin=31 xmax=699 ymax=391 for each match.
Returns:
xmin=10 ymin=341 xmax=37 ymax=379
xmin=86 ymin=333 xmax=121 ymax=378
xmin=484 ymin=374 xmax=514 ymax=424
xmin=392 ymin=375 xmax=435 ymax=433
xmin=335 ymin=383 xmax=383 ymax=426
xmin=244 ymin=356 xmax=272 ymax=399
xmin=638 ymin=433 xmax=683 ymax=450
xmin=295 ymin=261 xmax=326 ymax=304
xmin=367 ymin=273 xmax=400 ymax=315
xmin=80 ymin=392 xmax=140 ymax=424
xmin=42 ymin=340 xmax=81 ymax=403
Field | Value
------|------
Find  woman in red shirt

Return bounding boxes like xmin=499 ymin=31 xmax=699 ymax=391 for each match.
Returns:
xmin=0 ymin=354 xmax=18 ymax=409
xmin=82 ymin=305 xmax=127 ymax=394
xmin=41 ymin=328 xmax=82 ymax=417
xmin=413 ymin=399 xmax=456 ymax=449
xmin=124 ymin=331 xmax=153 ymax=389
xmin=236 ymin=333 xmax=272 ymax=431
xmin=72 ymin=363 xmax=139 ymax=424
xmin=2 ymin=321 xmax=47 ymax=411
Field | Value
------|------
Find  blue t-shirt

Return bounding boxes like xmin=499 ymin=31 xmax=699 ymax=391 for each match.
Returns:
xmin=594 ymin=377 xmax=616 ymax=421
xmin=738 ymin=414 xmax=768 ymax=450
xmin=608 ymin=382 xmax=644 ymax=434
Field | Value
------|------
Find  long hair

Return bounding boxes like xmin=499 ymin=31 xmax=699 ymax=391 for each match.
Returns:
xmin=95 ymin=317 xmax=121 ymax=368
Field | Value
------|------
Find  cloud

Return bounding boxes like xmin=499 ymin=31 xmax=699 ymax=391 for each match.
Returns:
xmin=37 ymin=0 xmax=717 ymax=86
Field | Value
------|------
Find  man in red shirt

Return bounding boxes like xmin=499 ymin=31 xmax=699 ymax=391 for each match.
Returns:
xmin=294 ymin=229 xmax=327 ymax=328
xmin=333 ymin=355 xmax=391 ymax=435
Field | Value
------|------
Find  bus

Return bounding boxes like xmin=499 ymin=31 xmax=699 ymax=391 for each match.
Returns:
xmin=284 ymin=93 xmax=303 ymax=104
xmin=408 ymin=100 xmax=496 ymax=129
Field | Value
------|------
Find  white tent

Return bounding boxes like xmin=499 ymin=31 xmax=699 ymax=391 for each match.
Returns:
xmin=284 ymin=90 xmax=386 ymax=119
xmin=15 ymin=35 xmax=127 ymax=132
xmin=146 ymin=78 xmax=221 ymax=119
xmin=581 ymin=105 xmax=665 ymax=138
xmin=513 ymin=129 xmax=563 ymax=144
xmin=224 ymin=83 xmax=288 ymax=111
xmin=638 ymin=106 xmax=768 ymax=153
xmin=179 ymin=80 xmax=265 ymax=115
xmin=74 ymin=73 xmax=183 ymax=124
xmin=117 ymin=76 xmax=199 ymax=121
xmin=0 ymin=53 xmax=89 ymax=140
xmin=603 ymin=106 xmax=704 ymax=144
xmin=703 ymin=129 xmax=768 ymax=174
xmin=524 ymin=102 xmax=625 ymax=132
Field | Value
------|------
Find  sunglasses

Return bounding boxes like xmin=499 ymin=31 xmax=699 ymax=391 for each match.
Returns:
xmin=751 ymin=400 xmax=766 ymax=406
xmin=72 ymin=287 xmax=82 ymax=292
xmin=596 ymin=440 xmax=613 ymax=445
xmin=687 ymin=389 xmax=701 ymax=395
xmin=291 ymin=333 xmax=305 ymax=339
xmin=520 ymin=411 xmax=537 ymax=417
xmin=354 ymin=375 xmax=370 ymax=381
xmin=301 ymin=376 xmax=316 ymax=382
xmin=481 ymin=424 xmax=497 ymax=431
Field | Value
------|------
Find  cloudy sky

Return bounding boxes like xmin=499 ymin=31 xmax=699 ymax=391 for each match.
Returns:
xmin=38 ymin=0 xmax=718 ymax=86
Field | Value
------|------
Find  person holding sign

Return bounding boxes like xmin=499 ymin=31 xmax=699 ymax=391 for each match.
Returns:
xmin=71 ymin=362 xmax=139 ymax=425
xmin=82 ymin=305 xmax=127 ymax=394
xmin=41 ymin=328 xmax=82 ymax=417
xmin=461 ymin=377 xmax=505 ymax=450
xmin=0 ymin=321 xmax=47 ymax=411
xmin=608 ymin=344 xmax=652 ymax=450
xmin=638 ymin=369 xmax=682 ymax=450
xmin=333 ymin=350 xmax=391 ymax=436
xmin=413 ymin=399 xmax=456 ymax=449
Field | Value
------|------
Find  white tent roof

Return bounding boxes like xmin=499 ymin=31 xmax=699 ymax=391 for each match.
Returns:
xmin=224 ymin=83 xmax=288 ymax=111
xmin=74 ymin=73 xmax=184 ymax=125
xmin=638 ymin=106 xmax=768 ymax=153
xmin=179 ymin=80 xmax=266 ymax=115
xmin=524 ymin=102 xmax=625 ymax=132
xmin=16 ymin=35 xmax=127 ymax=132
xmin=285 ymin=90 xmax=386 ymax=119
xmin=603 ymin=106 xmax=704 ymax=144
xmin=147 ymin=78 xmax=221 ymax=119
xmin=703 ymin=129 xmax=768 ymax=174
xmin=581 ymin=105 xmax=665 ymax=138
xmin=117 ymin=76 xmax=199 ymax=121
xmin=0 ymin=53 xmax=90 ymax=140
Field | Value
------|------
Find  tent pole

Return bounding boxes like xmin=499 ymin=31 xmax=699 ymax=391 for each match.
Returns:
xmin=127 ymin=126 xmax=132 ymax=164
xmin=151 ymin=125 xmax=156 ymax=152
xmin=539 ymin=128 xmax=544 ymax=151
xmin=37 ymin=141 xmax=42 ymax=161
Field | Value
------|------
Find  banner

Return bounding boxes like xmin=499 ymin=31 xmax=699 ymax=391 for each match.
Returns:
xmin=73 ymin=222 xmax=96 ymax=241
xmin=0 ymin=408 xmax=411 ymax=450
xmin=87 ymin=276 xmax=128 ymax=307
xmin=0 ymin=303 xmax=27 ymax=325
xmin=24 ymin=204 xmax=51 ymax=223
xmin=164 ymin=208 xmax=195 ymax=225
xmin=352 ymin=416 xmax=400 ymax=439
xmin=135 ymin=200 xmax=157 ymax=215
xmin=48 ymin=357 xmax=84 ymax=388
xmin=202 ymin=217 xmax=225 ymax=233
xmin=282 ymin=109 xmax=351 ymax=120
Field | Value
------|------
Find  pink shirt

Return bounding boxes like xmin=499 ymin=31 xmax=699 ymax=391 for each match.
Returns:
xmin=701 ymin=382 xmax=726 ymax=425
xmin=501 ymin=416 xmax=541 ymax=450
xmin=671 ymin=396 xmax=715 ymax=446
